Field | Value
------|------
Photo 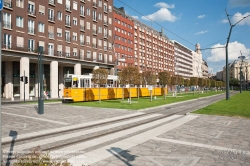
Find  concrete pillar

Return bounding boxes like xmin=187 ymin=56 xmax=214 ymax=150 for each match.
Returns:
xmin=74 ymin=63 xmax=81 ymax=75
xmin=50 ymin=61 xmax=58 ymax=98
xmin=20 ymin=57 xmax=29 ymax=100
xmin=4 ymin=61 xmax=13 ymax=99
xmin=58 ymin=66 xmax=64 ymax=98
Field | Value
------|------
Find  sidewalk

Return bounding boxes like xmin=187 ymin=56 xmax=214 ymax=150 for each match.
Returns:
xmin=1 ymin=97 xmax=62 ymax=105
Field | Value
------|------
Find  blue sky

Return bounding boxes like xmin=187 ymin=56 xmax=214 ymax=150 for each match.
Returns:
xmin=114 ymin=0 xmax=250 ymax=74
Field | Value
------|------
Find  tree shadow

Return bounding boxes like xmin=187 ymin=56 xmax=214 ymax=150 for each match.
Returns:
xmin=108 ymin=88 xmax=115 ymax=99
xmin=85 ymin=88 xmax=95 ymax=101
xmin=6 ymin=130 xmax=18 ymax=166
xmin=107 ymin=147 xmax=138 ymax=166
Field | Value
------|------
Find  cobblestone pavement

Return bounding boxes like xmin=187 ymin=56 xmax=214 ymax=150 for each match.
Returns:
xmin=92 ymin=115 xmax=250 ymax=166
xmin=1 ymin=103 xmax=133 ymax=137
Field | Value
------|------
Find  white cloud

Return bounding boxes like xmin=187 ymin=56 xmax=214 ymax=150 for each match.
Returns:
xmin=141 ymin=8 xmax=177 ymax=22
xmin=229 ymin=0 xmax=250 ymax=7
xmin=154 ymin=2 xmax=175 ymax=8
xmin=221 ymin=19 xmax=229 ymax=23
xmin=231 ymin=12 xmax=250 ymax=26
xmin=197 ymin=15 xmax=205 ymax=19
xmin=207 ymin=41 xmax=250 ymax=62
xmin=131 ymin=16 xmax=139 ymax=19
xmin=195 ymin=30 xmax=208 ymax=35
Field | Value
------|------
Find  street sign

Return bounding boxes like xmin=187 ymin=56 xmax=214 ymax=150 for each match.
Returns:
xmin=0 ymin=0 xmax=3 ymax=11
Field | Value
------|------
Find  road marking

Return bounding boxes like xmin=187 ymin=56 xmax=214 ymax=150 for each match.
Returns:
xmin=2 ymin=112 xmax=68 ymax=125
xmin=2 ymin=112 xmax=145 ymax=143
xmin=214 ymin=131 xmax=224 ymax=138
xmin=3 ymin=114 xmax=163 ymax=152
xmin=152 ymin=137 xmax=250 ymax=156
xmin=67 ymin=115 xmax=198 ymax=166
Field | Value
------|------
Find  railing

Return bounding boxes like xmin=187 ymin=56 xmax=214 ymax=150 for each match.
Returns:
xmin=28 ymin=9 xmax=36 ymax=15
xmin=92 ymin=44 xmax=97 ymax=48
xmin=93 ymin=17 xmax=97 ymax=21
xmin=48 ymin=15 xmax=55 ymax=21
xmin=48 ymin=0 xmax=55 ymax=5
xmin=28 ymin=27 xmax=35 ymax=34
xmin=80 ymin=0 xmax=85 ymax=3
xmin=93 ymin=30 xmax=97 ymax=35
xmin=65 ymin=20 xmax=71 ymax=26
xmin=104 ymin=7 xmax=108 ymax=13
xmin=80 ymin=40 xmax=85 ymax=45
xmin=104 ymin=34 xmax=108 ymax=38
xmin=65 ymin=5 xmax=71 ymax=11
xmin=104 ymin=21 xmax=108 ymax=25
xmin=3 ymin=21 xmax=11 ymax=29
xmin=48 ymin=49 xmax=54 ymax=55
xmin=65 ymin=37 xmax=71 ymax=42
xmin=80 ymin=25 xmax=85 ymax=31
xmin=104 ymin=46 xmax=107 ymax=51
xmin=48 ymin=32 xmax=54 ymax=39
xmin=4 ymin=0 xmax=12 ymax=8
xmin=65 ymin=53 xmax=70 ymax=57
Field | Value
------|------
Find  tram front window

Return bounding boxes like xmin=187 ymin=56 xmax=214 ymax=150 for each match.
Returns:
xmin=64 ymin=78 xmax=72 ymax=88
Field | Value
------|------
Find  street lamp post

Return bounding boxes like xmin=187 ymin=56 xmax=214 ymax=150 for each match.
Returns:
xmin=238 ymin=55 xmax=246 ymax=93
xmin=225 ymin=9 xmax=250 ymax=100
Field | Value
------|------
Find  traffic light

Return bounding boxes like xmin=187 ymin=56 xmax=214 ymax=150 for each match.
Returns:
xmin=24 ymin=76 xmax=28 ymax=84
xmin=20 ymin=76 xmax=24 ymax=82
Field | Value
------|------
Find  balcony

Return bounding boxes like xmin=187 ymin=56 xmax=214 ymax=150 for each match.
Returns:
xmin=28 ymin=27 xmax=35 ymax=34
xmin=104 ymin=46 xmax=107 ymax=51
xmin=93 ymin=2 xmax=97 ymax=8
xmin=57 ymin=51 xmax=63 ymax=57
xmin=28 ymin=9 xmax=36 ymax=17
xmin=92 ymin=44 xmax=97 ymax=49
xmin=3 ymin=21 xmax=12 ymax=29
xmin=48 ymin=32 xmax=54 ymax=39
xmin=104 ymin=8 xmax=108 ymax=13
xmin=65 ymin=5 xmax=71 ymax=12
xmin=48 ymin=15 xmax=55 ymax=22
xmin=65 ymin=37 xmax=71 ymax=43
xmin=65 ymin=21 xmax=71 ymax=27
xmin=4 ymin=0 xmax=12 ymax=9
xmin=80 ymin=0 xmax=85 ymax=3
xmin=65 ymin=53 xmax=70 ymax=57
xmin=93 ymin=30 xmax=97 ymax=35
xmin=80 ymin=40 xmax=85 ymax=46
xmin=80 ymin=25 xmax=85 ymax=32
xmin=48 ymin=0 xmax=55 ymax=6
xmin=48 ymin=49 xmax=54 ymax=56
xmin=80 ymin=11 xmax=85 ymax=17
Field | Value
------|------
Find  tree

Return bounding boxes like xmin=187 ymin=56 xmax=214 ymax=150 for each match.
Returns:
xmin=119 ymin=66 xmax=139 ymax=104
xmin=190 ymin=77 xmax=198 ymax=95
xmin=198 ymin=78 xmax=204 ymax=92
xmin=183 ymin=79 xmax=190 ymax=87
xmin=142 ymin=71 xmax=156 ymax=102
xmin=134 ymin=73 xmax=143 ymax=99
xmin=170 ymin=75 xmax=177 ymax=91
xmin=229 ymin=78 xmax=239 ymax=87
xmin=210 ymin=79 xmax=216 ymax=89
xmin=92 ymin=68 xmax=108 ymax=103
xmin=158 ymin=71 xmax=171 ymax=100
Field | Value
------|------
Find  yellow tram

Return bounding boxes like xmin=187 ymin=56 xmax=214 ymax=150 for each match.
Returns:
xmin=63 ymin=74 xmax=168 ymax=102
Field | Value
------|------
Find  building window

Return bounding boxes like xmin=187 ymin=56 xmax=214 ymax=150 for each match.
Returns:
xmin=98 ymin=13 xmax=102 ymax=20
xmin=73 ymin=48 xmax=77 ymax=56
xmin=86 ymin=22 xmax=90 ymax=30
xmin=48 ymin=43 xmax=54 ymax=55
xmin=93 ymin=10 xmax=97 ymax=21
xmin=73 ymin=17 xmax=77 ymax=25
xmin=98 ymin=26 xmax=102 ymax=33
xmin=3 ymin=13 xmax=11 ymax=29
xmin=16 ymin=0 xmax=24 ymax=8
xmin=99 ymin=53 xmax=102 ymax=60
xmin=28 ymin=3 xmax=35 ymax=14
xmin=80 ymin=5 xmax=85 ymax=16
xmin=28 ymin=20 xmax=35 ymax=34
xmin=73 ymin=32 xmax=77 ymax=41
xmin=48 ymin=9 xmax=54 ymax=21
xmin=98 ymin=0 xmax=102 ymax=7
xmin=38 ymin=22 xmax=44 ymax=33
xmin=87 ymin=51 xmax=91 ymax=58
xmin=73 ymin=1 xmax=78 ymax=10
xmin=39 ymin=5 xmax=45 ymax=15
xmin=86 ymin=8 xmax=90 ymax=16
xmin=57 ymin=28 xmax=62 ymax=37
xmin=16 ymin=16 xmax=23 ymax=28
xmin=58 ymin=0 xmax=62 ymax=4
xmin=65 ymin=15 xmax=70 ymax=26
xmin=3 ymin=34 xmax=12 ymax=49
xmin=57 ymin=11 xmax=62 ymax=20
xmin=109 ymin=55 xmax=112 ymax=62
xmin=65 ymin=31 xmax=70 ymax=42
xmin=28 ymin=39 xmax=35 ymax=51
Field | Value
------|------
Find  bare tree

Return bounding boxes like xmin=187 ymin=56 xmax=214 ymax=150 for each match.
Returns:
xmin=92 ymin=68 xmax=108 ymax=103
xmin=142 ymin=71 xmax=156 ymax=102
xmin=119 ymin=66 xmax=139 ymax=104
xmin=158 ymin=71 xmax=171 ymax=100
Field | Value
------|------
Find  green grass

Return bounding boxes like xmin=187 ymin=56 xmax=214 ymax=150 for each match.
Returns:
xmin=193 ymin=91 xmax=250 ymax=118
xmin=67 ymin=91 xmax=225 ymax=110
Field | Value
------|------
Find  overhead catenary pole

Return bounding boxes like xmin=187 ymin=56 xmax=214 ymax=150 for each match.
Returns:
xmin=24 ymin=71 xmax=25 ymax=102
xmin=0 ymin=8 xmax=3 ymax=164
xmin=225 ymin=9 xmax=250 ymax=100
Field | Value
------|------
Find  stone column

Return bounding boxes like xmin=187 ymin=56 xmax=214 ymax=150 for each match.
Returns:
xmin=20 ymin=57 xmax=29 ymax=100
xmin=74 ymin=63 xmax=81 ymax=75
xmin=58 ymin=66 xmax=64 ymax=98
xmin=50 ymin=61 xmax=58 ymax=98
xmin=4 ymin=61 xmax=13 ymax=99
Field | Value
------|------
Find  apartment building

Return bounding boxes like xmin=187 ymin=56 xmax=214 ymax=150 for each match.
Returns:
xmin=192 ymin=43 xmax=203 ymax=78
xmin=202 ymin=59 xmax=208 ymax=78
xmin=132 ymin=20 xmax=175 ymax=75
xmin=1 ymin=0 xmax=114 ymax=99
xmin=172 ymin=40 xmax=193 ymax=78
xmin=113 ymin=7 xmax=134 ymax=73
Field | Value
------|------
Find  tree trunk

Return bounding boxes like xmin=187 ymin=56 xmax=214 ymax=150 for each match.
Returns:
xmin=164 ymin=86 xmax=166 ymax=100
xmin=150 ymin=90 xmax=152 ymax=102
xmin=129 ymin=85 xmax=131 ymax=105
xmin=122 ymin=87 xmax=124 ymax=100
xmin=137 ymin=87 xmax=139 ymax=99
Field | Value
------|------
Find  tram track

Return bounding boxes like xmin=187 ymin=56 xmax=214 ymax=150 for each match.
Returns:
xmin=2 ymin=91 xmax=236 ymax=155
